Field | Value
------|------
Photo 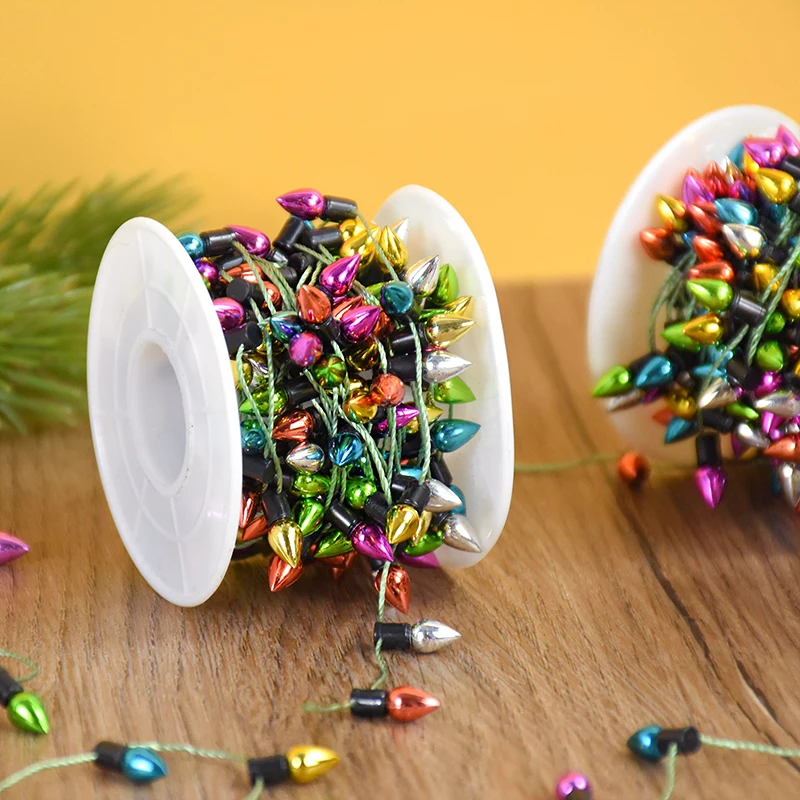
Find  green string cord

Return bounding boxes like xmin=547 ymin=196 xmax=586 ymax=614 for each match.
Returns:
xmin=293 ymin=242 xmax=335 ymax=267
xmin=514 ymin=454 xmax=619 ymax=473
xmin=356 ymin=211 xmax=400 ymax=282
xmin=243 ymin=778 xmax=265 ymax=800
xmin=700 ymin=734 xmax=800 ymax=759
xmin=660 ymin=744 xmax=678 ymax=800
xmin=0 ymin=649 xmax=39 ymax=683
xmin=410 ymin=324 xmax=432 ymax=481
xmin=0 ymin=753 xmax=98 ymax=793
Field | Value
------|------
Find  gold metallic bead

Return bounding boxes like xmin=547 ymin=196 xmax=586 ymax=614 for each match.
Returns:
xmin=364 ymin=224 xmax=408 ymax=271
xmin=683 ymin=312 xmax=725 ymax=345
xmin=346 ymin=340 xmax=379 ymax=371
xmin=268 ymin=519 xmax=302 ymax=568
xmin=656 ymin=195 xmax=689 ymax=233
xmin=230 ymin=359 xmax=252 ymax=389
xmin=665 ymin=389 xmax=697 ymax=420
xmin=781 ymin=289 xmax=800 ymax=320
xmin=344 ymin=392 xmax=378 ymax=423
xmin=444 ymin=295 xmax=474 ymax=319
xmin=753 ymin=262 xmax=780 ymax=294
xmin=286 ymin=745 xmax=340 ymax=784
xmin=425 ymin=314 xmax=475 ymax=348
xmin=410 ymin=510 xmax=433 ymax=546
xmin=386 ymin=504 xmax=419 ymax=545
xmin=743 ymin=150 xmax=760 ymax=176
xmin=754 ymin=168 xmax=798 ymax=205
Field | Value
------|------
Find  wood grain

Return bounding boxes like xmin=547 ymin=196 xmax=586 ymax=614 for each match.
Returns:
xmin=3 ymin=282 xmax=800 ymax=798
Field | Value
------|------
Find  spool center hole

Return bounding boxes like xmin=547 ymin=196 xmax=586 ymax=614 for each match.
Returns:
xmin=131 ymin=341 xmax=187 ymax=487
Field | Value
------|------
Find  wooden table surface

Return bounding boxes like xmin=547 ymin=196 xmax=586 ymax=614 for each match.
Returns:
xmin=3 ymin=282 xmax=800 ymax=799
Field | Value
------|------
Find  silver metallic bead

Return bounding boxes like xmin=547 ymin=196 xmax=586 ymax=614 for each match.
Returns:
xmin=697 ymin=377 xmax=737 ymax=410
xmin=422 ymin=349 xmax=471 ymax=383
xmin=778 ymin=462 xmax=800 ymax=509
xmin=404 ymin=255 xmax=440 ymax=296
xmin=721 ymin=223 xmax=765 ymax=259
xmin=755 ymin=390 xmax=800 ymax=418
xmin=286 ymin=442 xmax=325 ymax=473
xmin=392 ymin=218 xmax=410 ymax=245
xmin=424 ymin=480 xmax=463 ymax=512
xmin=605 ymin=388 xmax=645 ymax=412
xmin=734 ymin=421 xmax=770 ymax=450
xmin=411 ymin=619 xmax=461 ymax=653
xmin=440 ymin=513 xmax=482 ymax=553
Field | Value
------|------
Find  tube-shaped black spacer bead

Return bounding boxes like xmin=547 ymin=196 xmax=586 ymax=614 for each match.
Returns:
xmin=400 ymin=482 xmax=431 ymax=513
xmin=364 ymin=493 xmax=390 ymax=524
xmin=284 ymin=377 xmax=317 ymax=407
xmin=390 ymin=474 xmax=416 ymax=498
xmin=695 ymin=433 xmax=722 ymax=467
xmin=248 ymin=755 xmax=291 ymax=786
xmin=242 ymin=454 xmax=277 ymax=485
xmin=266 ymin=247 xmax=289 ymax=264
xmin=262 ymin=488 xmax=292 ymax=525
xmin=303 ymin=226 xmax=344 ymax=251
xmin=429 ymin=457 xmax=453 ymax=486
xmin=374 ymin=622 xmax=412 ymax=650
xmin=389 ymin=328 xmax=420 ymax=355
xmin=201 ymin=229 xmax=238 ymax=256
xmin=226 ymin=277 xmax=256 ymax=305
xmin=94 ymin=741 xmax=129 ymax=773
xmin=274 ymin=217 xmax=306 ymax=252
xmin=322 ymin=196 xmax=358 ymax=222
xmin=279 ymin=265 xmax=300 ymax=287
xmin=655 ymin=727 xmax=701 ymax=757
xmin=225 ymin=322 xmax=263 ymax=356
xmin=760 ymin=242 xmax=789 ymax=265
xmin=349 ymin=688 xmax=389 ymax=718
xmin=401 ymin=433 xmax=422 ymax=458
xmin=780 ymin=156 xmax=800 ymax=180
xmin=216 ymin=251 xmax=246 ymax=271
xmin=700 ymin=410 xmax=734 ymax=434
xmin=0 ymin=668 xmax=23 ymax=707
xmin=386 ymin=354 xmax=417 ymax=382
xmin=287 ymin=251 xmax=317 ymax=272
xmin=726 ymin=358 xmax=761 ymax=391
xmin=325 ymin=500 xmax=359 ymax=534
xmin=729 ymin=293 xmax=767 ymax=327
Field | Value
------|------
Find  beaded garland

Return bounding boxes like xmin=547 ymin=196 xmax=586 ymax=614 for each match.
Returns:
xmin=592 ymin=125 xmax=800 ymax=509
xmin=177 ymin=190 xmax=482 ymax=607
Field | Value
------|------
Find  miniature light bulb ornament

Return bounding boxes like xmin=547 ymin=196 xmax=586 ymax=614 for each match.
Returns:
xmin=0 ymin=667 xmax=49 ymax=735
xmin=94 ymin=742 xmax=168 ymax=784
xmin=555 ymin=773 xmax=593 ymax=800
xmin=0 ymin=531 xmax=29 ymax=565
xmin=348 ymin=686 xmax=440 ymax=722
xmin=374 ymin=619 xmax=461 ymax=653
xmin=627 ymin=725 xmax=701 ymax=762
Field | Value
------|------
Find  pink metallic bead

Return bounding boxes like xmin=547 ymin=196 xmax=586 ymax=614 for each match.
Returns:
xmin=694 ymin=465 xmax=726 ymax=509
xmin=319 ymin=254 xmax=360 ymax=297
xmin=340 ymin=304 xmax=381 ymax=343
xmin=213 ymin=297 xmax=245 ymax=330
xmin=0 ymin=531 xmax=29 ymax=566
xmin=555 ymin=772 xmax=593 ymax=800
xmin=743 ymin=138 xmax=786 ymax=168
xmin=227 ymin=225 xmax=270 ymax=257
xmin=276 ymin=188 xmax=325 ymax=220
xmin=351 ymin=523 xmax=393 ymax=561
xmin=288 ymin=332 xmax=323 ymax=367
xmin=755 ymin=371 xmax=782 ymax=398
xmin=397 ymin=550 xmax=440 ymax=569
xmin=761 ymin=410 xmax=780 ymax=436
xmin=374 ymin=403 xmax=419 ymax=434
xmin=195 ymin=258 xmax=219 ymax=286
xmin=682 ymin=169 xmax=715 ymax=206
xmin=776 ymin=125 xmax=800 ymax=158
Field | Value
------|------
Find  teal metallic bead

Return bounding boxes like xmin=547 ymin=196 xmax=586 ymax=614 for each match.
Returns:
xmin=431 ymin=419 xmax=480 ymax=452
xmin=633 ymin=355 xmax=674 ymax=389
xmin=329 ymin=431 xmax=364 ymax=467
xmin=449 ymin=484 xmax=466 ymax=514
xmin=714 ymin=198 xmax=757 ymax=226
xmin=728 ymin=141 xmax=744 ymax=168
xmin=241 ymin=419 xmax=267 ymax=452
xmin=178 ymin=232 xmax=205 ymax=259
xmin=121 ymin=747 xmax=168 ymax=783
xmin=399 ymin=466 xmax=423 ymax=482
xmin=269 ymin=312 xmax=304 ymax=343
xmin=380 ymin=281 xmax=415 ymax=315
xmin=627 ymin=725 xmax=664 ymax=762
xmin=691 ymin=363 xmax=725 ymax=381
xmin=664 ymin=417 xmax=695 ymax=444
xmin=767 ymin=202 xmax=789 ymax=224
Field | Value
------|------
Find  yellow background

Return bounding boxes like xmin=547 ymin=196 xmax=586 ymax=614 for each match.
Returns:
xmin=3 ymin=0 xmax=799 ymax=279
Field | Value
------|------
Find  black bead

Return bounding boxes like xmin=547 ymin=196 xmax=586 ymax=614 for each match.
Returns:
xmin=628 ymin=353 xmax=659 ymax=380
xmin=400 ymin=482 xmax=431 ymax=512
xmin=725 ymin=358 xmax=761 ymax=391
xmin=226 ymin=277 xmax=256 ymax=305
xmin=390 ymin=473 xmax=416 ymax=499
xmin=0 ymin=668 xmax=23 ymax=707
xmin=783 ymin=370 xmax=800 ymax=391
xmin=287 ymin=251 xmax=317 ymax=273
xmin=758 ymin=217 xmax=782 ymax=242
xmin=729 ymin=293 xmax=767 ymax=327
xmin=700 ymin=410 xmax=734 ymax=434
xmin=401 ymin=433 xmax=422 ymax=458
xmin=349 ymin=688 xmax=389 ymax=718
xmin=667 ymin=247 xmax=689 ymax=268
xmin=94 ymin=741 xmax=129 ymax=774
xmin=386 ymin=354 xmax=417 ymax=382
xmin=788 ymin=195 xmax=800 ymax=217
xmin=389 ymin=328 xmax=420 ymax=355
xmin=696 ymin=432 xmax=722 ymax=466
xmin=655 ymin=727 xmax=701 ymax=757
xmin=325 ymin=501 xmax=358 ymax=534
xmin=429 ymin=457 xmax=453 ymax=486
xmin=312 ymin=316 xmax=341 ymax=342
xmin=200 ymin=228 xmax=238 ymax=256
xmin=780 ymin=156 xmax=800 ymax=180
xmin=761 ymin=242 xmax=789 ymax=265
xmin=279 ymin=265 xmax=300 ymax=288
xmin=374 ymin=622 xmax=412 ymax=650
xmin=242 ymin=454 xmax=276 ymax=485
xmin=266 ymin=247 xmax=289 ymax=264
xmin=262 ymin=488 xmax=291 ymax=525
xmin=364 ymin=493 xmax=390 ymax=524
xmin=303 ymin=226 xmax=344 ymax=251
xmin=225 ymin=322 xmax=263 ymax=356
xmin=284 ymin=377 xmax=317 ymax=407
xmin=215 ymin=251 xmax=246 ymax=271
xmin=274 ymin=217 xmax=307 ymax=252
xmin=248 ymin=755 xmax=291 ymax=787
xmin=322 ymin=196 xmax=358 ymax=222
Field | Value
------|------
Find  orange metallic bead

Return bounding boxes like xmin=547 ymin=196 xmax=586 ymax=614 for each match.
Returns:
xmin=296 ymin=285 xmax=332 ymax=324
xmin=376 ymin=565 xmax=410 ymax=614
xmin=693 ymin=235 xmax=724 ymax=263
xmin=226 ymin=265 xmax=282 ymax=308
xmin=316 ymin=552 xmax=355 ymax=568
xmin=764 ymin=436 xmax=800 ymax=461
xmin=272 ymin=410 xmax=314 ymax=442
xmin=617 ymin=452 xmax=650 ymax=488
xmin=330 ymin=552 xmax=357 ymax=581
xmin=371 ymin=373 xmax=405 ymax=406
xmin=239 ymin=490 xmax=260 ymax=528
xmin=373 ymin=310 xmax=394 ymax=339
xmin=640 ymin=228 xmax=676 ymax=260
xmin=241 ymin=514 xmax=268 ymax=542
xmin=651 ymin=407 xmax=673 ymax=426
xmin=687 ymin=203 xmax=722 ymax=235
xmin=386 ymin=686 xmax=441 ymax=722
xmin=332 ymin=295 xmax=363 ymax=322
xmin=268 ymin=554 xmax=303 ymax=592
xmin=686 ymin=260 xmax=735 ymax=284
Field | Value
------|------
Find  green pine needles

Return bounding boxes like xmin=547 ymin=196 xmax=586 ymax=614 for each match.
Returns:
xmin=0 ymin=176 xmax=193 ymax=432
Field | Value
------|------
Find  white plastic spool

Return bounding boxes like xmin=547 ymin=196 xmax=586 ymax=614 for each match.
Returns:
xmin=88 ymin=185 xmax=514 ymax=607
xmin=587 ymin=106 xmax=800 ymax=464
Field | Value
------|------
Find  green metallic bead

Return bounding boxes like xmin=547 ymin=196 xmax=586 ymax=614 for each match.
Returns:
xmin=313 ymin=355 xmax=347 ymax=388
xmin=403 ymin=527 xmax=444 ymax=557
xmin=592 ymin=365 xmax=633 ymax=398
xmin=291 ymin=473 xmax=332 ymax=497
xmin=756 ymin=340 xmax=787 ymax=372
xmin=7 ymin=691 xmax=49 ymax=735
xmin=314 ymin=530 xmax=355 ymax=558
xmin=366 ymin=282 xmax=386 ymax=298
xmin=344 ymin=477 xmax=378 ymax=510
xmin=431 ymin=376 xmax=476 ymax=404
xmin=661 ymin=323 xmax=702 ymax=352
xmin=239 ymin=389 xmax=287 ymax=416
xmin=686 ymin=278 xmax=734 ymax=311
xmin=417 ymin=305 xmax=444 ymax=323
xmin=765 ymin=311 xmax=786 ymax=335
xmin=430 ymin=263 xmax=459 ymax=306
xmin=295 ymin=499 xmax=326 ymax=535
xmin=725 ymin=401 xmax=759 ymax=421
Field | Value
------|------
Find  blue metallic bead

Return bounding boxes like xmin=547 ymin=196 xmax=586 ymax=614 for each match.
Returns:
xmin=380 ymin=281 xmax=415 ymax=315
xmin=449 ymin=484 xmax=466 ymax=514
xmin=766 ymin=202 xmax=789 ymax=224
xmin=691 ymin=363 xmax=725 ymax=381
xmin=399 ymin=466 xmax=423 ymax=482
xmin=431 ymin=419 xmax=480 ymax=453
xmin=178 ymin=232 xmax=205 ymax=260
xmin=714 ymin=198 xmax=757 ymax=226
xmin=681 ymin=231 xmax=697 ymax=248
xmin=269 ymin=312 xmax=304 ymax=343
xmin=664 ymin=417 xmax=695 ymax=444
xmin=728 ymin=142 xmax=745 ymax=168
xmin=241 ymin=420 xmax=267 ymax=452
xmin=329 ymin=432 xmax=364 ymax=466
xmin=633 ymin=355 xmax=674 ymax=389
xmin=627 ymin=726 xmax=664 ymax=762
xmin=121 ymin=747 xmax=168 ymax=784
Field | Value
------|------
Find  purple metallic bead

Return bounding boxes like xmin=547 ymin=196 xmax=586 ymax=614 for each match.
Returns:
xmin=227 ymin=225 xmax=270 ymax=257
xmin=755 ymin=371 xmax=782 ymax=398
xmin=195 ymin=258 xmax=219 ymax=287
xmin=319 ymin=254 xmax=361 ymax=297
xmin=777 ymin=125 xmax=800 ymax=158
xmin=0 ymin=531 xmax=29 ymax=566
xmin=743 ymin=138 xmax=786 ymax=168
xmin=682 ymin=171 xmax=715 ymax=206
xmin=340 ymin=305 xmax=381 ymax=343
xmin=374 ymin=403 xmax=419 ymax=434
xmin=213 ymin=297 xmax=245 ymax=330
xmin=641 ymin=388 xmax=662 ymax=404
xmin=288 ymin=332 xmax=323 ymax=367
xmin=555 ymin=772 xmax=593 ymax=800
xmin=276 ymin=189 xmax=326 ymax=220
xmin=397 ymin=550 xmax=440 ymax=569
xmin=694 ymin=465 xmax=726 ymax=509
xmin=728 ymin=180 xmax=755 ymax=203
xmin=351 ymin=523 xmax=394 ymax=561
xmin=761 ymin=410 xmax=780 ymax=436
xmin=730 ymin=434 xmax=747 ymax=460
